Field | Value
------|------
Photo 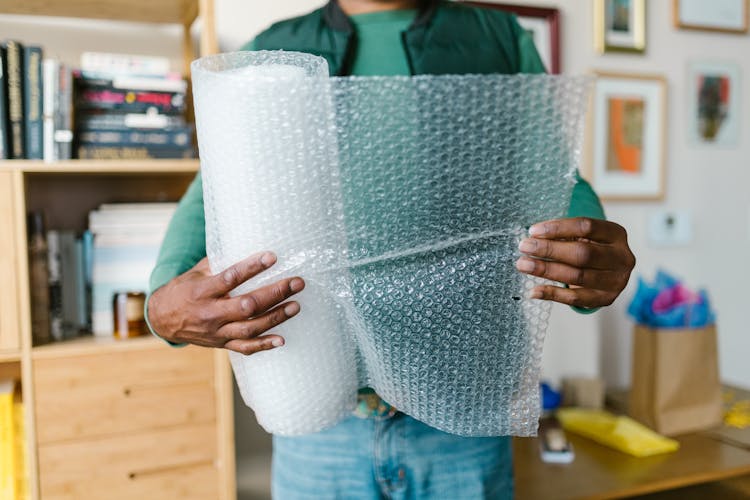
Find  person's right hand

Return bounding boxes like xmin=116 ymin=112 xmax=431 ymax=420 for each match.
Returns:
xmin=147 ymin=251 xmax=305 ymax=355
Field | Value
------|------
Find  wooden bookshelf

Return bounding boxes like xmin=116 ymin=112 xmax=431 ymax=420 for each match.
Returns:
xmin=0 ymin=0 xmax=236 ymax=499
xmin=0 ymin=158 xmax=200 ymax=174
xmin=0 ymin=351 xmax=22 ymax=363
xmin=1 ymin=0 xmax=202 ymax=26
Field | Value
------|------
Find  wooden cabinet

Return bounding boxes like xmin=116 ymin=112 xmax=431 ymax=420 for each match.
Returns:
xmin=33 ymin=340 xmax=222 ymax=500
xmin=33 ymin=339 xmax=216 ymax=444
xmin=38 ymin=423 xmax=219 ymax=499
xmin=3 ymin=163 xmax=237 ymax=500
xmin=0 ymin=1 xmax=236 ymax=499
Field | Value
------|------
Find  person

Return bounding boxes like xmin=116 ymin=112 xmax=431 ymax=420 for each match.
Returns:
xmin=147 ymin=0 xmax=636 ymax=498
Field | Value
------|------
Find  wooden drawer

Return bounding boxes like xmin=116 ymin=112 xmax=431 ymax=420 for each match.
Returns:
xmin=34 ymin=344 xmax=216 ymax=444
xmin=38 ymin=423 xmax=219 ymax=500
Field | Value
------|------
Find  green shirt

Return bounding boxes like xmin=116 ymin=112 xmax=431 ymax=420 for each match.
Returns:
xmin=349 ymin=9 xmax=417 ymax=76
xmin=148 ymin=9 xmax=605 ymax=338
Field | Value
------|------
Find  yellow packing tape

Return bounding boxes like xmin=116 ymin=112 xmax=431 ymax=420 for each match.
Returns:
xmin=557 ymin=408 xmax=680 ymax=457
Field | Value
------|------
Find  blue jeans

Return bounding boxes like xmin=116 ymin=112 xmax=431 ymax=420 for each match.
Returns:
xmin=272 ymin=413 xmax=513 ymax=499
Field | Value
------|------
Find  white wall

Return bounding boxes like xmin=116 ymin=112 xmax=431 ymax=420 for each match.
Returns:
xmin=0 ymin=15 xmax=184 ymax=71
xmin=499 ymin=0 xmax=750 ymax=388
xmin=215 ymin=1 xmax=319 ymax=51
xmin=213 ymin=0 xmax=750 ymax=390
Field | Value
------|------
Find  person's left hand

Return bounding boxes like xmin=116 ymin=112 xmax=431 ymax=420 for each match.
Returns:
xmin=515 ymin=217 xmax=635 ymax=308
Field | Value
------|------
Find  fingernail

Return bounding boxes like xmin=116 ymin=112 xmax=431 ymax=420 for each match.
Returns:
xmin=289 ymin=278 xmax=305 ymax=293
xmin=516 ymin=258 xmax=535 ymax=273
xmin=271 ymin=338 xmax=284 ymax=347
xmin=518 ymin=239 xmax=536 ymax=253
xmin=284 ymin=302 xmax=300 ymax=317
xmin=261 ymin=252 xmax=276 ymax=268
xmin=240 ymin=298 xmax=253 ymax=313
xmin=529 ymin=224 xmax=546 ymax=237
xmin=529 ymin=289 xmax=543 ymax=300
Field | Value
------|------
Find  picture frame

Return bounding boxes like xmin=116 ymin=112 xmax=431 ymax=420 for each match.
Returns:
xmin=463 ymin=2 xmax=561 ymax=73
xmin=586 ymin=73 xmax=667 ymax=201
xmin=594 ymin=0 xmax=646 ymax=54
xmin=687 ymin=61 xmax=742 ymax=147
xmin=674 ymin=0 xmax=749 ymax=34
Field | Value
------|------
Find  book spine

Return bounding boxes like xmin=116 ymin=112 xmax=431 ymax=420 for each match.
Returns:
xmin=60 ymin=231 xmax=83 ymax=338
xmin=77 ymin=127 xmax=192 ymax=147
xmin=0 ymin=48 xmax=7 ymax=159
xmin=11 ymin=401 xmax=28 ymax=499
xmin=75 ymin=87 xmax=185 ymax=114
xmin=55 ymin=65 xmax=73 ymax=160
xmin=46 ymin=230 xmax=64 ymax=341
xmin=74 ymin=239 xmax=87 ymax=329
xmin=28 ymin=212 xmax=50 ymax=345
xmin=82 ymin=230 xmax=93 ymax=331
xmin=3 ymin=41 xmax=25 ymax=159
xmin=23 ymin=46 xmax=43 ymax=159
xmin=0 ymin=382 xmax=15 ymax=499
xmin=75 ymin=112 xmax=185 ymax=130
xmin=75 ymin=72 xmax=187 ymax=93
xmin=42 ymin=59 xmax=58 ymax=162
xmin=80 ymin=52 xmax=170 ymax=76
xmin=76 ymin=145 xmax=195 ymax=160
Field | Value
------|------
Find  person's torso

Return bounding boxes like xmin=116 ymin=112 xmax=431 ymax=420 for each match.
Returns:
xmin=251 ymin=1 xmax=526 ymax=76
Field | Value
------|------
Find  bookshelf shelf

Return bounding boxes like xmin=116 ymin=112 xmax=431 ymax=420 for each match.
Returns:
xmin=0 ymin=0 xmax=201 ymax=25
xmin=0 ymin=159 xmax=200 ymax=174
xmin=0 ymin=350 xmax=22 ymax=363
xmin=31 ymin=334 xmax=163 ymax=359
xmin=0 ymin=1 xmax=234 ymax=499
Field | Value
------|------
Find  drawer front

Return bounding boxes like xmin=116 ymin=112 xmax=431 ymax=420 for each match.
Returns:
xmin=34 ymin=345 xmax=216 ymax=443
xmin=38 ymin=423 xmax=219 ymax=500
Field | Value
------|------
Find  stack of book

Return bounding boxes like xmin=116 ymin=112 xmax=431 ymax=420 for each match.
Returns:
xmin=1 ymin=45 xmax=194 ymax=162
xmin=43 ymin=60 xmax=74 ymax=162
xmin=0 ymin=40 xmax=73 ymax=161
xmin=26 ymin=211 xmax=92 ymax=343
xmin=46 ymin=229 xmax=91 ymax=341
xmin=27 ymin=202 xmax=175 ymax=341
xmin=89 ymin=202 xmax=176 ymax=336
xmin=74 ymin=52 xmax=194 ymax=160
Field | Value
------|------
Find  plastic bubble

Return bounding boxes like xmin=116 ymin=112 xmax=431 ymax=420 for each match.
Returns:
xmin=192 ymin=51 xmax=591 ymax=437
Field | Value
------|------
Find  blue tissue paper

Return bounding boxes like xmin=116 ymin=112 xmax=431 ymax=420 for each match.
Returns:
xmin=627 ymin=270 xmax=715 ymax=328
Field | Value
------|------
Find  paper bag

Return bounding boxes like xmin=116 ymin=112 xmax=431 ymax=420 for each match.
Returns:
xmin=629 ymin=324 xmax=722 ymax=436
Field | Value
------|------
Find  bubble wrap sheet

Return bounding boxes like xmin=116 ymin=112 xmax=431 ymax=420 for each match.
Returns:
xmin=192 ymin=51 xmax=590 ymax=437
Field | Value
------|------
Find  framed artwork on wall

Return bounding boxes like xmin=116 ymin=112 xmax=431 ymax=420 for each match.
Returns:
xmin=674 ymin=0 xmax=749 ymax=33
xmin=594 ymin=0 xmax=646 ymax=53
xmin=687 ymin=61 xmax=741 ymax=147
xmin=587 ymin=73 xmax=667 ymax=201
xmin=463 ymin=2 xmax=561 ymax=73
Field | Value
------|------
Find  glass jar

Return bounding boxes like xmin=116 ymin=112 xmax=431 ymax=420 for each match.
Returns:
xmin=113 ymin=291 xmax=148 ymax=339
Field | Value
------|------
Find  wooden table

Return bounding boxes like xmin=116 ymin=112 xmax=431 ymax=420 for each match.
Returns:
xmin=514 ymin=388 xmax=750 ymax=499
xmin=514 ymin=431 xmax=750 ymax=499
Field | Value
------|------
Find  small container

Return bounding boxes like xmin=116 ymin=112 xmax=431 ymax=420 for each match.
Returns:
xmin=113 ymin=291 xmax=148 ymax=339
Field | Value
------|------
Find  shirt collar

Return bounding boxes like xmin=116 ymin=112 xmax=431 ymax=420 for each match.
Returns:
xmin=322 ymin=0 xmax=439 ymax=32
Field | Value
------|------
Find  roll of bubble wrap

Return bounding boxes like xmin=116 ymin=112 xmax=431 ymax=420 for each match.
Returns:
xmin=192 ymin=51 xmax=591 ymax=437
